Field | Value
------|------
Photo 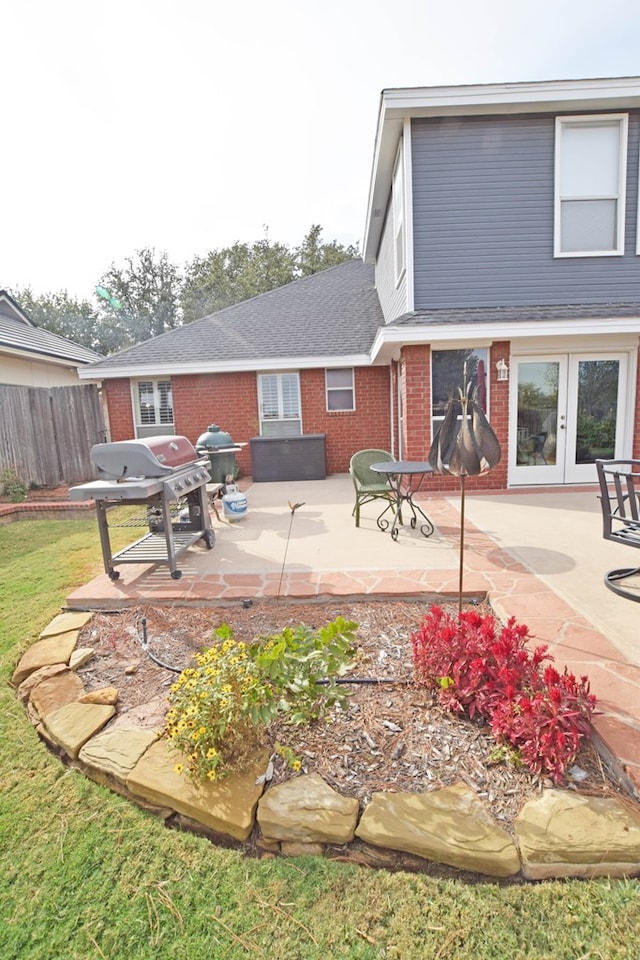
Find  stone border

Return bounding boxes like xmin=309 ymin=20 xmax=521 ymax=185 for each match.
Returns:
xmin=12 ymin=612 xmax=640 ymax=882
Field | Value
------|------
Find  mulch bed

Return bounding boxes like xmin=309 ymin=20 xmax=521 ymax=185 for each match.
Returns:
xmin=73 ymin=596 xmax=634 ymax=836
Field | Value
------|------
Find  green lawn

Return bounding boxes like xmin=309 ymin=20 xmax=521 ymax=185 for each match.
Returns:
xmin=1 ymin=519 xmax=639 ymax=959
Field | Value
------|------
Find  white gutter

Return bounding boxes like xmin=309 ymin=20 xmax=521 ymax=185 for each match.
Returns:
xmin=78 ymin=353 xmax=374 ymax=380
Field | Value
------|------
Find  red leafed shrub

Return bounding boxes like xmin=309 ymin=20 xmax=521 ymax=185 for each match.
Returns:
xmin=411 ymin=605 xmax=596 ymax=782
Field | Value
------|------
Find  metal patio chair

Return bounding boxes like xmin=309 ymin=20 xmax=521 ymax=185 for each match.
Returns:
xmin=349 ymin=449 xmax=398 ymax=528
xmin=596 ymin=458 xmax=640 ymax=602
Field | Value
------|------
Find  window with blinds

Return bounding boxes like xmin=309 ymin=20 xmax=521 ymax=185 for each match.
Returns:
xmin=258 ymin=373 xmax=302 ymax=436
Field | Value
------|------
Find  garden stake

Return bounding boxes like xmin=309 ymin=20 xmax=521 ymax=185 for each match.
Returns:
xmin=428 ymin=366 xmax=501 ymax=613
xmin=277 ymin=500 xmax=305 ymax=598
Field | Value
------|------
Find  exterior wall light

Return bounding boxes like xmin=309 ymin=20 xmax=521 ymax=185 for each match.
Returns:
xmin=496 ymin=359 xmax=509 ymax=382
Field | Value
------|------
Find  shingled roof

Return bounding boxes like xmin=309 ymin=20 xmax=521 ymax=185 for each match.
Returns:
xmin=0 ymin=290 xmax=102 ymax=365
xmin=83 ymin=259 xmax=384 ymax=376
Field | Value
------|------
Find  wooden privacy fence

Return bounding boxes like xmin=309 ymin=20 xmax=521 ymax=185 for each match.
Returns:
xmin=0 ymin=384 xmax=106 ymax=487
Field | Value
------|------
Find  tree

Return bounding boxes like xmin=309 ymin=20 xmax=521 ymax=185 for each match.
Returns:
xmin=181 ymin=230 xmax=297 ymax=322
xmin=96 ymin=247 xmax=182 ymax=347
xmin=296 ymin=224 xmax=359 ymax=277
xmin=181 ymin=225 xmax=359 ymax=323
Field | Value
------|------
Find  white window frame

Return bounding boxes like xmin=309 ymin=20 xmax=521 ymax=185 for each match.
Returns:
xmin=325 ymin=368 xmax=355 ymax=412
xmin=392 ymin=144 xmax=405 ymax=283
xmin=554 ymin=113 xmax=628 ymax=258
xmin=258 ymin=372 xmax=302 ymax=437
xmin=132 ymin=378 xmax=174 ymax=438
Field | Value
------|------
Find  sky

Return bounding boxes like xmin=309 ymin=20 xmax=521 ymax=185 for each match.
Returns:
xmin=3 ymin=0 xmax=640 ymax=302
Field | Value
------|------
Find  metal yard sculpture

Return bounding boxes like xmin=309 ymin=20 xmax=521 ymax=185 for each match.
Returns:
xmin=429 ymin=376 xmax=501 ymax=611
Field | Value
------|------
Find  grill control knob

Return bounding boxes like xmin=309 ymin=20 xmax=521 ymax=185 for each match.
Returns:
xmin=175 ymin=481 xmax=184 ymax=491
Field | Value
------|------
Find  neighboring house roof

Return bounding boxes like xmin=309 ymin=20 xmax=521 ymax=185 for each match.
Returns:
xmin=0 ymin=290 xmax=102 ymax=366
xmin=363 ymin=75 xmax=640 ymax=261
xmin=80 ymin=259 xmax=384 ymax=380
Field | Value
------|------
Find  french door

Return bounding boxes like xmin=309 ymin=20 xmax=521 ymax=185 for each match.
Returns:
xmin=509 ymin=353 xmax=628 ymax=485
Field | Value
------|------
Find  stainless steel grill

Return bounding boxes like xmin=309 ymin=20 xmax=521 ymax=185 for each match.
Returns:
xmin=69 ymin=436 xmax=215 ymax=580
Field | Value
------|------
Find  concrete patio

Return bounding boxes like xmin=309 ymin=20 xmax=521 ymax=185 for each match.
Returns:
xmin=63 ymin=474 xmax=640 ymax=794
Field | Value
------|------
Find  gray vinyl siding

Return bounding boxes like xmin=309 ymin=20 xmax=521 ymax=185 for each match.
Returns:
xmin=374 ymin=200 xmax=408 ymax=322
xmin=412 ymin=113 xmax=640 ymax=308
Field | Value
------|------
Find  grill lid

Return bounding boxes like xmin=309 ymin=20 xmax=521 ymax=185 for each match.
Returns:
xmin=91 ymin=436 xmax=199 ymax=480
xmin=196 ymin=424 xmax=235 ymax=451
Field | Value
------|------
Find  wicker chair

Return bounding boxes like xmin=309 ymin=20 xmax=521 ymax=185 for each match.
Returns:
xmin=349 ymin=449 xmax=397 ymax=528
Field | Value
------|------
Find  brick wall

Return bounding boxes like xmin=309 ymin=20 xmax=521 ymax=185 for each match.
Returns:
xmin=104 ymin=380 xmax=135 ymax=440
xmin=103 ymin=367 xmax=392 ymax=476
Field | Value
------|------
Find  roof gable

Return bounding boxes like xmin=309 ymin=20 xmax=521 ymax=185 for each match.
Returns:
xmin=0 ymin=290 xmax=35 ymax=326
xmin=0 ymin=292 xmax=102 ymax=366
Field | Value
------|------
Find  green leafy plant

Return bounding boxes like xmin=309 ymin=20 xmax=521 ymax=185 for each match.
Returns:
xmin=165 ymin=617 xmax=357 ymax=781
xmin=0 ymin=467 xmax=28 ymax=503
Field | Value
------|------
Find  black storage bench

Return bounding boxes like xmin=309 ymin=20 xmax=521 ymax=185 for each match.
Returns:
xmin=250 ymin=434 xmax=326 ymax=482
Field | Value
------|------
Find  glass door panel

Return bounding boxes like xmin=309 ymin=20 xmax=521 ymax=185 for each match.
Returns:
xmin=510 ymin=357 xmax=567 ymax=485
xmin=565 ymin=355 xmax=625 ymax=483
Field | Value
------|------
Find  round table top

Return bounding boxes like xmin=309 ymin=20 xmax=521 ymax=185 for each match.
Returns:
xmin=370 ymin=461 xmax=433 ymax=475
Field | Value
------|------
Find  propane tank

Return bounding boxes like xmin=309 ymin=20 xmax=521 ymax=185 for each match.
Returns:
xmin=222 ymin=483 xmax=248 ymax=522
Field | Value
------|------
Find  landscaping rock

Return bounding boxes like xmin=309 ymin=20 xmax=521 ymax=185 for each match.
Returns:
xmin=110 ymin=695 xmax=168 ymax=731
xmin=69 ymin=647 xmax=96 ymax=669
xmin=355 ymin=782 xmax=521 ymax=878
xmin=79 ymin=686 xmax=119 ymax=705
xmin=17 ymin=663 xmax=68 ymax=704
xmin=79 ymin=727 xmax=158 ymax=780
xmin=126 ymin=739 xmax=268 ymax=842
xmin=29 ymin=669 xmax=85 ymax=720
xmin=257 ymin=773 xmax=359 ymax=844
xmin=516 ymin=789 xmax=640 ymax=879
xmin=39 ymin=611 xmax=93 ymax=638
xmin=44 ymin=702 xmax=116 ymax=759
xmin=12 ymin=631 xmax=80 ymax=686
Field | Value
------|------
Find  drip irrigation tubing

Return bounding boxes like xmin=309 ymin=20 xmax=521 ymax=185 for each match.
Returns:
xmin=135 ymin=616 xmax=416 ymax=684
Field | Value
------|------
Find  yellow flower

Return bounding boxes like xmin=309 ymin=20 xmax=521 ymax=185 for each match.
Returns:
xmin=174 ymin=763 xmax=184 ymax=775
xmin=206 ymin=769 xmax=217 ymax=781
xmin=206 ymin=747 xmax=218 ymax=759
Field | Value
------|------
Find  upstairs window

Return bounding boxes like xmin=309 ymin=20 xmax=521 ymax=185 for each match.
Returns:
xmin=392 ymin=148 xmax=405 ymax=282
xmin=326 ymin=368 xmax=355 ymax=411
xmin=258 ymin=372 xmax=302 ymax=437
xmin=134 ymin=379 xmax=173 ymax=438
xmin=554 ymin=115 xmax=627 ymax=257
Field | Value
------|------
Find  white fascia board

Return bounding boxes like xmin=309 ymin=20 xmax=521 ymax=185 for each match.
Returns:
xmin=363 ymin=76 xmax=640 ymax=262
xmin=370 ymin=315 xmax=640 ymax=361
xmin=77 ymin=354 xmax=374 ymax=380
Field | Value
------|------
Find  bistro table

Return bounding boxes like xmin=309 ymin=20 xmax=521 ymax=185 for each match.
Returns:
xmin=370 ymin=461 xmax=435 ymax=541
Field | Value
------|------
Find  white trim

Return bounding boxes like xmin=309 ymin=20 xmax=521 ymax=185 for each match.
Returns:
xmin=78 ymin=353 xmax=374 ymax=380
xmin=392 ymin=142 xmax=406 ymax=285
xmin=403 ymin=118 xmax=415 ymax=313
xmin=370 ymin=315 xmax=640 ymax=363
xmin=554 ymin=114 xmax=628 ymax=257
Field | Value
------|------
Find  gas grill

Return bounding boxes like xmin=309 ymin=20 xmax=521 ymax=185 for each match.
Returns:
xmin=69 ymin=436 xmax=215 ymax=580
